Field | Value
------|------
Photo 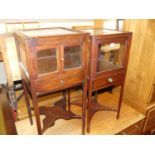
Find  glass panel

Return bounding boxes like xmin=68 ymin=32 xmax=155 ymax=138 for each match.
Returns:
xmin=97 ymin=43 xmax=125 ymax=72
xmin=37 ymin=49 xmax=54 ymax=57
xmin=64 ymin=45 xmax=82 ymax=70
xmin=37 ymin=48 xmax=57 ymax=75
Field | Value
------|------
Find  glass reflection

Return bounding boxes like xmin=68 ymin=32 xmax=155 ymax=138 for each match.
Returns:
xmin=37 ymin=48 xmax=57 ymax=75
xmin=64 ymin=45 xmax=82 ymax=70
xmin=97 ymin=43 xmax=124 ymax=72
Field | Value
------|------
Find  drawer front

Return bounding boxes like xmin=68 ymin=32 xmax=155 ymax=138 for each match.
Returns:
xmin=117 ymin=119 xmax=144 ymax=135
xmin=93 ymin=72 xmax=124 ymax=91
xmin=35 ymin=74 xmax=83 ymax=94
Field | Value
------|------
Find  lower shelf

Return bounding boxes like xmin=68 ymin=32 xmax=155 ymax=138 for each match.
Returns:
xmin=39 ymin=98 xmax=81 ymax=132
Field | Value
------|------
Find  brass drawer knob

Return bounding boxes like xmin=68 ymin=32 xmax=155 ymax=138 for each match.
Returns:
xmin=107 ymin=78 xmax=113 ymax=83
xmin=61 ymin=58 xmax=64 ymax=61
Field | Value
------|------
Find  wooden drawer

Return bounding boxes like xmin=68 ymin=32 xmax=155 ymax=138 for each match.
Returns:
xmin=35 ymin=74 xmax=83 ymax=94
xmin=117 ymin=119 xmax=144 ymax=135
xmin=93 ymin=72 xmax=124 ymax=91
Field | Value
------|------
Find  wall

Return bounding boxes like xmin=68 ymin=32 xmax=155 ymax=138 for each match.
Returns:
xmin=0 ymin=19 xmax=94 ymax=34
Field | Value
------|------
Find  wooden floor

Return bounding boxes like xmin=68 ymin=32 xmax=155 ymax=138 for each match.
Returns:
xmin=15 ymin=87 xmax=145 ymax=135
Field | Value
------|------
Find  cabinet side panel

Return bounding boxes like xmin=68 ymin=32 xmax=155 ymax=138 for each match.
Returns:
xmin=123 ymin=20 xmax=155 ymax=112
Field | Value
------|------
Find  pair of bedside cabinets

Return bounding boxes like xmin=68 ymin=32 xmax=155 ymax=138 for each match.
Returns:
xmin=14 ymin=27 xmax=132 ymax=134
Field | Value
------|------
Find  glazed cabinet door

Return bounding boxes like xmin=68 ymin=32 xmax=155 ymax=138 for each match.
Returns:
xmin=96 ymin=42 xmax=125 ymax=73
xmin=63 ymin=45 xmax=82 ymax=70
xmin=91 ymin=34 xmax=132 ymax=78
xmin=33 ymin=44 xmax=61 ymax=78
xmin=95 ymin=39 xmax=126 ymax=74
xmin=62 ymin=38 xmax=85 ymax=78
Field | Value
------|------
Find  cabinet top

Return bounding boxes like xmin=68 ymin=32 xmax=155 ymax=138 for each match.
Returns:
xmin=15 ymin=27 xmax=88 ymax=39
xmin=78 ymin=28 xmax=131 ymax=36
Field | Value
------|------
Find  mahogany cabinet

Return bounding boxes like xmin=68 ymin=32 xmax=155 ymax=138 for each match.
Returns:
xmin=14 ymin=27 xmax=89 ymax=134
xmin=79 ymin=28 xmax=132 ymax=133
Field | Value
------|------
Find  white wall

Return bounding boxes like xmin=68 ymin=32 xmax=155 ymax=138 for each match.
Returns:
xmin=0 ymin=19 xmax=94 ymax=34
xmin=103 ymin=19 xmax=117 ymax=29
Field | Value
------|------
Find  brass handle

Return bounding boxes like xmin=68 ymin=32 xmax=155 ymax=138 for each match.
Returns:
xmin=107 ymin=78 xmax=113 ymax=83
xmin=61 ymin=58 xmax=64 ymax=61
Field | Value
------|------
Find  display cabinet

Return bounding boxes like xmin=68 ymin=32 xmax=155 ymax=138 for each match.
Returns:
xmin=79 ymin=28 xmax=132 ymax=133
xmin=14 ymin=27 xmax=89 ymax=134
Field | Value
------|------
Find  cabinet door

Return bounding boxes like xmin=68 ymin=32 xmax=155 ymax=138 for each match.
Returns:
xmin=62 ymin=37 xmax=85 ymax=78
xmin=96 ymin=41 xmax=125 ymax=73
xmin=34 ymin=45 xmax=60 ymax=77
xmin=63 ymin=45 xmax=82 ymax=70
